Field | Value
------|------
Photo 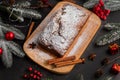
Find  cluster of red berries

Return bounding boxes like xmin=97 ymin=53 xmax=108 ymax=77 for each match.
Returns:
xmin=23 ymin=67 xmax=43 ymax=80
xmin=109 ymin=43 xmax=119 ymax=55
xmin=41 ymin=0 xmax=48 ymax=4
xmin=93 ymin=0 xmax=110 ymax=20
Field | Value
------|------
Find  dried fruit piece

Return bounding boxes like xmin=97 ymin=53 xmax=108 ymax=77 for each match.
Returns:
xmin=101 ymin=57 xmax=110 ymax=65
xmin=95 ymin=69 xmax=104 ymax=78
xmin=88 ymin=53 xmax=96 ymax=61
xmin=109 ymin=43 xmax=119 ymax=55
xmin=111 ymin=63 xmax=120 ymax=74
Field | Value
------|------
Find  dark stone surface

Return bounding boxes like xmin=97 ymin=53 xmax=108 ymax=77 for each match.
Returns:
xmin=0 ymin=0 xmax=120 ymax=80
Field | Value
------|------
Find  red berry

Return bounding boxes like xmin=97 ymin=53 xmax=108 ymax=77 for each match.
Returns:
xmin=37 ymin=76 xmax=41 ymax=80
xmin=0 ymin=48 xmax=3 ymax=55
xmin=39 ymin=74 xmax=43 ymax=77
xmin=106 ymin=10 xmax=111 ymax=16
xmin=96 ymin=7 xmax=101 ymax=11
xmin=100 ymin=11 xmax=104 ymax=16
xmin=28 ymin=67 xmax=33 ymax=71
xmin=33 ymin=75 xmax=37 ymax=79
xmin=97 ymin=13 xmax=101 ymax=17
xmin=5 ymin=32 xmax=15 ymax=40
xmin=97 ymin=4 xmax=102 ymax=7
xmin=103 ymin=16 xmax=107 ymax=20
xmin=30 ymin=74 xmax=33 ymax=77
xmin=34 ymin=70 xmax=37 ymax=73
xmin=24 ymin=74 xmax=28 ymax=78
xmin=104 ymin=10 xmax=110 ymax=16
xmin=100 ymin=15 xmax=104 ymax=18
xmin=113 ymin=48 xmax=117 ymax=50
xmin=37 ymin=72 xmax=41 ymax=75
xmin=99 ymin=0 xmax=104 ymax=6
xmin=107 ymin=10 xmax=110 ymax=14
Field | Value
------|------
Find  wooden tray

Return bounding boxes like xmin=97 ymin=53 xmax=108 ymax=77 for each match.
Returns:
xmin=23 ymin=1 xmax=101 ymax=74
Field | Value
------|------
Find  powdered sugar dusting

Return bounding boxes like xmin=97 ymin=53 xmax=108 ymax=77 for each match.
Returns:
xmin=38 ymin=4 xmax=87 ymax=56
xmin=34 ymin=49 xmax=53 ymax=62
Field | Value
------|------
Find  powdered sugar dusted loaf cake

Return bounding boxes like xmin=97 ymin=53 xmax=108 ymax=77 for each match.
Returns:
xmin=38 ymin=4 xmax=89 ymax=56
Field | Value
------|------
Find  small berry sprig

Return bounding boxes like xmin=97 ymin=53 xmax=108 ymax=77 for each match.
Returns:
xmin=95 ymin=43 xmax=120 ymax=78
xmin=23 ymin=67 xmax=43 ymax=80
xmin=109 ymin=43 xmax=119 ymax=55
xmin=93 ymin=0 xmax=110 ymax=20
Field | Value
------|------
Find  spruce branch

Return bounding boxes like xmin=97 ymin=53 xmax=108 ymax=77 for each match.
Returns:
xmin=0 ymin=18 xmax=25 ymax=68
xmin=8 ymin=41 xmax=25 ymax=57
xmin=12 ymin=0 xmax=31 ymax=8
xmin=83 ymin=0 xmax=120 ymax=11
xmin=96 ymin=28 xmax=120 ymax=46
xmin=0 ymin=22 xmax=25 ymax=39
xmin=104 ymin=23 xmax=120 ymax=30
xmin=97 ymin=55 xmax=120 ymax=71
xmin=0 ymin=39 xmax=25 ymax=68
xmin=0 ymin=40 xmax=13 ymax=68
xmin=0 ymin=5 xmax=24 ymax=22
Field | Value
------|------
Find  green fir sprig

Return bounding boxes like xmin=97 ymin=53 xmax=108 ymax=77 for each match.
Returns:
xmin=96 ymin=23 xmax=120 ymax=46
xmin=0 ymin=18 xmax=25 ymax=68
xmin=83 ymin=0 xmax=120 ymax=11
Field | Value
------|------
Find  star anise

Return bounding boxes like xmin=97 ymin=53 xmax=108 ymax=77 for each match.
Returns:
xmin=29 ymin=42 xmax=36 ymax=49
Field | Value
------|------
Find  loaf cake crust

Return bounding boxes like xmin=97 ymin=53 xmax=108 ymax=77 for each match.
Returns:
xmin=38 ymin=4 xmax=89 ymax=56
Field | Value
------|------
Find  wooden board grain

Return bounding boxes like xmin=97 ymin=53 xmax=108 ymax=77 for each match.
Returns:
xmin=23 ymin=1 xmax=101 ymax=74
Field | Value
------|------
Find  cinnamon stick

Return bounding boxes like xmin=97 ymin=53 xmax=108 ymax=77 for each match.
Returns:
xmin=47 ymin=56 xmax=76 ymax=65
xmin=54 ymin=58 xmax=85 ymax=68
xmin=26 ymin=22 xmax=35 ymax=40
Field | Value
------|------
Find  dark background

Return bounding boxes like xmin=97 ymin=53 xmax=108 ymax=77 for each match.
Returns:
xmin=0 ymin=0 xmax=120 ymax=80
